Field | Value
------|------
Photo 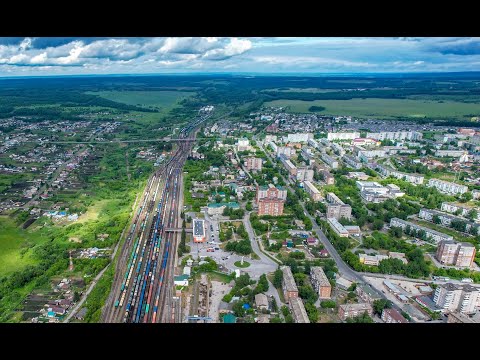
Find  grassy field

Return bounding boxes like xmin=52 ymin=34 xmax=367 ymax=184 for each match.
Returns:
xmin=263 ymin=98 xmax=480 ymax=119
xmin=262 ymin=88 xmax=339 ymax=93
xmin=0 ymin=217 xmax=47 ymax=276
xmin=88 ymin=90 xmax=195 ymax=112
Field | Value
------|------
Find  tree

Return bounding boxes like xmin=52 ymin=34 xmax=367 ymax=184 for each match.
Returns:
xmin=305 ymin=302 xmax=319 ymax=323
xmin=232 ymin=301 xmax=246 ymax=317
xmin=299 ymin=285 xmax=318 ymax=304
xmin=320 ymin=300 xmax=336 ymax=308
xmin=273 ymin=269 xmax=283 ymax=288
xmin=346 ymin=311 xmax=374 ymax=323
xmin=281 ymin=305 xmax=290 ymax=317
xmin=246 ymin=202 xmax=253 ymax=211
xmin=73 ymin=291 xmax=80 ymax=302
xmin=255 ymin=274 xmax=269 ymax=293
xmin=285 ymin=314 xmax=294 ymax=323
xmin=372 ymin=219 xmax=384 ymax=230
xmin=468 ymin=209 xmax=478 ymax=221
xmin=373 ymin=299 xmax=392 ymax=315
xmin=293 ymin=273 xmax=307 ymax=286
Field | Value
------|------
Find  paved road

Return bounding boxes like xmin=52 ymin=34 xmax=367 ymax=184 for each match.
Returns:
xmin=64 ymin=264 xmax=110 ymax=322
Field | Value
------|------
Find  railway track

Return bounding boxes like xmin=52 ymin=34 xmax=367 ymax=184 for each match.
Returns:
xmin=102 ymin=113 xmax=209 ymax=323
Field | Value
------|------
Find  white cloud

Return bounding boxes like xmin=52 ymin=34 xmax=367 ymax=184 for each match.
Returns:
xmin=203 ymin=38 xmax=252 ymax=60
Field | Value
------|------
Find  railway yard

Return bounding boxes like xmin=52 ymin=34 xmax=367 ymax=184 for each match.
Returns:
xmin=102 ymin=114 xmax=208 ymax=323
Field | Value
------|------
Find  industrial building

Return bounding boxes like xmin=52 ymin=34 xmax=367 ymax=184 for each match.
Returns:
xmin=193 ymin=219 xmax=206 ymax=243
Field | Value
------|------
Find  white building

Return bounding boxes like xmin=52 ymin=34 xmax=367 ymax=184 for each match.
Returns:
xmin=435 ymin=150 xmax=465 ymax=158
xmin=327 ymin=132 xmax=360 ymax=141
xmin=434 ymin=283 xmax=480 ymax=314
xmin=359 ymin=254 xmax=389 ymax=266
xmin=367 ymin=131 xmax=423 ymax=141
xmin=389 ymin=218 xmax=454 ymax=243
xmin=286 ymin=133 xmax=313 ymax=143
xmin=276 ymin=146 xmax=296 ymax=158
xmin=327 ymin=217 xmax=349 ymax=237
xmin=296 ymin=167 xmax=314 ymax=182
xmin=237 ymin=138 xmax=250 ymax=152
xmin=441 ymin=202 xmax=479 ymax=220
xmin=427 ymin=179 xmax=468 ymax=195
xmin=376 ymin=164 xmax=424 ymax=185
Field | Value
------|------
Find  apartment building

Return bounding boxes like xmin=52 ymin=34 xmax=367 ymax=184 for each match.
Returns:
xmin=310 ymin=266 xmax=332 ymax=299
xmin=257 ymin=184 xmax=287 ymax=216
xmin=338 ymin=303 xmax=373 ymax=321
xmin=289 ymin=296 xmax=310 ymax=323
xmin=279 ymin=154 xmax=298 ymax=176
xmin=281 ymin=266 xmax=299 ymax=302
xmin=427 ymin=178 xmax=468 ymax=195
xmin=296 ymin=167 xmax=314 ymax=182
xmin=321 ymin=170 xmax=335 ymax=185
xmin=326 ymin=192 xmax=352 ymax=220
xmin=367 ymin=131 xmax=423 ymax=141
xmin=356 ymin=284 xmax=382 ymax=304
xmin=321 ymin=153 xmax=339 ymax=169
xmin=376 ymin=164 xmax=424 ymax=185
xmin=418 ymin=208 xmax=479 ymax=235
xmin=441 ymin=202 xmax=479 ymax=220
xmin=276 ymin=146 xmax=296 ymax=158
xmin=244 ymin=157 xmax=263 ymax=171
xmin=308 ymin=138 xmax=319 ymax=149
xmin=342 ymin=154 xmax=363 ymax=170
xmin=435 ymin=150 xmax=465 ymax=158
xmin=237 ymin=138 xmax=250 ymax=152
xmin=381 ymin=308 xmax=408 ymax=323
xmin=433 ymin=283 xmax=480 ymax=314
xmin=286 ymin=133 xmax=313 ymax=143
xmin=389 ymin=218 xmax=454 ymax=243
xmin=436 ymin=240 xmax=476 ymax=268
xmin=354 ymin=146 xmax=386 ymax=162
xmin=327 ymin=132 xmax=360 ymax=141
xmin=303 ymin=181 xmax=322 ymax=202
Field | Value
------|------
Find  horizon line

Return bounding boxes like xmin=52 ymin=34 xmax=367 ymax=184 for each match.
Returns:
xmin=1 ymin=70 xmax=480 ymax=80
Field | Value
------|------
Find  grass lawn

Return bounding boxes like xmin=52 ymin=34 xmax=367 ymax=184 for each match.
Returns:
xmin=234 ymin=260 xmax=251 ymax=268
xmin=88 ymin=90 xmax=195 ymax=111
xmin=263 ymin=98 xmax=480 ymax=120
xmin=0 ymin=217 xmax=47 ymax=276
xmin=76 ymin=199 xmax=111 ymax=224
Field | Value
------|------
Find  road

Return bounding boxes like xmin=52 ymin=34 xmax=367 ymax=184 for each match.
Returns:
xmin=102 ymin=112 xmax=210 ymax=323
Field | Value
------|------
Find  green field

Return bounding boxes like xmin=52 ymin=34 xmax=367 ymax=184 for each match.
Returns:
xmin=263 ymin=98 xmax=480 ymax=119
xmin=0 ymin=217 xmax=45 ymax=276
xmin=88 ymin=90 xmax=195 ymax=112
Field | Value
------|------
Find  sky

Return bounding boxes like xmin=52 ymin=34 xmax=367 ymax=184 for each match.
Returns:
xmin=0 ymin=37 xmax=479 ymax=76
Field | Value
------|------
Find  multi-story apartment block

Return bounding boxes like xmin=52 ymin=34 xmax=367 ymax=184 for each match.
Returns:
xmin=257 ymin=184 xmax=287 ymax=216
xmin=296 ymin=167 xmax=314 ymax=182
xmin=281 ymin=266 xmax=299 ymax=302
xmin=389 ymin=218 xmax=454 ymax=243
xmin=381 ymin=308 xmax=408 ymax=323
xmin=427 ymin=178 xmax=468 ymax=195
xmin=342 ymin=154 xmax=363 ymax=170
xmin=286 ymin=133 xmax=313 ymax=143
xmin=327 ymin=132 xmax=360 ymax=141
xmin=338 ymin=303 xmax=373 ymax=321
xmin=367 ymin=131 xmax=423 ymax=141
xmin=376 ymin=164 xmax=424 ymax=185
xmin=244 ymin=157 xmax=263 ymax=171
xmin=276 ymin=146 xmax=296 ymax=158
xmin=435 ymin=150 xmax=465 ymax=158
xmin=436 ymin=240 xmax=476 ymax=268
xmin=321 ymin=153 xmax=339 ymax=169
xmin=289 ymin=296 xmax=310 ymax=323
xmin=434 ymin=283 xmax=480 ymax=314
xmin=418 ymin=208 xmax=479 ymax=235
xmin=310 ymin=266 xmax=332 ymax=299
xmin=441 ymin=202 xmax=479 ymax=221
xmin=237 ymin=138 xmax=250 ymax=151
xmin=320 ymin=170 xmax=335 ymax=185
xmin=303 ymin=181 xmax=322 ymax=202
xmin=326 ymin=192 xmax=352 ymax=220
